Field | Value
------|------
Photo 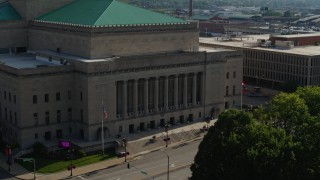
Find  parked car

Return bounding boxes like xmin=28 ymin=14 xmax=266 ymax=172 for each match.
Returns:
xmin=117 ymin=151 xmax=129 ymax=157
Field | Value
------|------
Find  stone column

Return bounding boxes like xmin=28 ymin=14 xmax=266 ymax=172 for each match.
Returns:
xmin=174 ymin=75 xmax=179 ymax=108
xmin=155 ymin=77 xmax=159 ymax=113
xmin=164 ymin=76 xmax=169 ymax=111
xmin=133 ymin=79 xmax=138 ymax=116
xmin=193 ymin=73 xmax=197 ymax=106
xmin=201 ymin=72 xmax=205 ymax=104
xmin=123 ymin=81 xmax=127 ymax=118
xmin=144 ymin=78 xmax=148 ymax=115
xmin=184 ymin=74 xmax=188 ymax=108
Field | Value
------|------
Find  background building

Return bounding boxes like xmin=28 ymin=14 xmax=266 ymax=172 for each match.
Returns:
xmin=0 ymin=0 xmax=242 ymax=150
xmin=200 ymin=33 xmax=320 ymax=89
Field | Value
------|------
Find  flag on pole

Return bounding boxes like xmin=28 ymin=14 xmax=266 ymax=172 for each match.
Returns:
xmin=242 ymin=81 xmax=246 ymax=94
xmin=103 ymin=106 xmax=108 ymax=119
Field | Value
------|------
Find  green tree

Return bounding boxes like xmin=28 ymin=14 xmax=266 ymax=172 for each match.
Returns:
xmin=190 ymin=109 xmax=296 ymax=180
xmin=295 ymin=86 xmax=320 ymax=116
xmin=267 ymin=93 xmax=309 ymax=134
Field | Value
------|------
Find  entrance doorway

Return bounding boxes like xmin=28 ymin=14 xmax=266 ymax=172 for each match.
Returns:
xmin=129 ymin=124 xmax=134 ymax=134
xmin=150 ymin=120 xmax=155 ymax=129
xmin=179 ymin=115 xmax=184 ymax=123
xmin=160 ymin=119 xmax=165 ymax=127
xmin=140 ymin=122 xmax=145 ymax=131
xmin=170 ymin=117 xmax=175 ymax=125
xmin=188 ymin=114 xmax=193 ymax=122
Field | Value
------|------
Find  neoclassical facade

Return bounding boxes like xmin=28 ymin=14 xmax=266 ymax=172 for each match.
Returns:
xmin=0 ymin=0 xmax=243 ymax=149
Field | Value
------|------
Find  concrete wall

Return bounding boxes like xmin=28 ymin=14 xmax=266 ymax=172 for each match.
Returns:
xmin=28 ymin=29 xmax=92 ymax=58
xmin=0 ymin=21 xmax=27 ymax=48
xmin=28 ymin=28 xmax=199 ymax=58
xmin=90 ymin=31 xmax=199 ymax=58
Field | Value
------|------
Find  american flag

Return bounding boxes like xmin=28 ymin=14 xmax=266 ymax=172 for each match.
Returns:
xmin=103 ymin=106 xmax=108 ymax=119
xmin=242 ymin=81 xmax=246 ymax=94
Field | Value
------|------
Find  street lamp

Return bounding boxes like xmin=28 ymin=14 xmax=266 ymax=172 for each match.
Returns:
xmin=161 ymin=150 xmax=170 ymax=180
xmin=164 ymin=122 xmax=170 ymax=147
xmin=68 ymin=146 xmax=75 ymax=176
xmin=123 ymin=138 xmax=127 ymax=162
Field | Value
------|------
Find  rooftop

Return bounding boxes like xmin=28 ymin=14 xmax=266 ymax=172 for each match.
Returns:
xmin=0 ymin=3 xmax=21 ymax=21
xmin=0 ymin=53 xmax=60 ymax=69
xmin=36 ymin=0 xmax=185 ymax=26
xmin=200 ymin=35 xmax=320 ymax=56
xmin=270 ymin=32 xmax=320 ymax=39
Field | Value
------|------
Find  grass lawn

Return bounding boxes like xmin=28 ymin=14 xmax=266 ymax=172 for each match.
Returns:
xmin=18 ymin=153 xmax=116 ymax=173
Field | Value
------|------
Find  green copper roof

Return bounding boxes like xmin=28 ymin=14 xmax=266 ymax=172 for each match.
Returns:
xmin=0 ymin=3 xmax=21 ymax=21
xmin=36 ymin=0 xmax=185 ymax=26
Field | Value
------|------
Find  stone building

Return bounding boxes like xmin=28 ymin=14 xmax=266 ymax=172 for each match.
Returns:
xmin=200 ymin=34 xmax=320 ymax=89
xmin=0 ymin=0 xmax=242 ymax=149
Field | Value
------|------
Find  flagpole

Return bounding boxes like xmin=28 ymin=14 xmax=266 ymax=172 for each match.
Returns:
xmin=101 ymin=100 xmax=104 ymax=156
xmin=241 ymin=91 xmax=243 ymax=111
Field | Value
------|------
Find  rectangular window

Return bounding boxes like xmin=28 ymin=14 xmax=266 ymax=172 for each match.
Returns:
xmin=45 ymin=94 xmax=49 ymax=103
xmin=34 ymin=113 xmax=38 ymax=126
xmin=5 ymin=108 xmax=7 ymax=120
xmin=68 ymin=108 xmax=72 ymax=121
xmin=4 ymin=91 xmax=6 ymax=100
xmin=45 ymin=111 xmax=50 ymax=125
xmin=57 ymin=110 xmax=61 ymax=123
xmin=233 ymin=71 xmax=236 ymax=78
xmin=33 ymin=95 xmax=37 ymax=104
xmin=80 ymin=109 xmax=83 ymax=122
xmin=35 ymin=133 xmax=38 ymax=139
xmin=9 ymin=110 xmax=12 ymax=122
xmin=9 ymin=93 xmax=11 ymax=101
xmin=68 ymin=90 xmax=71 ymax=100
xmin=14 ymin=95 xmax=16 ymax=104
xmin=233 ymin=85 xmax=236 ymax=95
xmin=119 ymin=126 xmax=122 ymax=133
xmin=14 ymin=112 xmax=17 ymax=125
xmin=56 ymin=92 xmax=60 ymax=101
xmin=226 ymin=72 xmax=229 ymax=79
xmin=80 ymin=92 xmax=83 ymax=101
xmin=226 ymin=86 xmax=229 ymax=96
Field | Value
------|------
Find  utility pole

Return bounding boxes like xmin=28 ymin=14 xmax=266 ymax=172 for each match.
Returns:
xmin=123 ymin=138 xmax=127 ymax=162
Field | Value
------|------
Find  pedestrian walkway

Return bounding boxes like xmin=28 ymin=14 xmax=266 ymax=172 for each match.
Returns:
xmin=0 ymin=120 xmax=216 ymax=180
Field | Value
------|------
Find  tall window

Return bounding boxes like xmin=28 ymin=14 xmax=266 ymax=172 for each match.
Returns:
xmin=4 ymin=91 xmax=6 ymax=100
xmin=14 ymin=112 xmax=17 ymax=125
xmin=68 ymin=90 xmax=71 ymax=100
xmin=34 ymin=113 xmax=38 ymax=126
xmin=5 ymin=108 xmax=7 ymax=120
xmin=45 ymin=111 xmax=50 ymax=124
xmin=233 ymin=85 xmax=236 ymax=95
xmin=226 ymin=72 xmax=229 ymax=79
xmin=14 ymin=95 xmax=16 ymax=104
xmin=9 ymin=93 xmax=11 ymax=101
xmin=226 ymin=86 xmax=229 ymax=96
xmin=68 ymin=108 xmax=72 ymax=121
xmin=45 ymin=94 xmax=49 ymax=103
xmin=80 ymin=109 xmax=83 ymax=122
xmin=33 ymin=95 xmax=37 ymax=104
xmin=56 ymin=92 xmax=60 ymax=101
xmin=80 ymin=92 xmax=83 ymax=101
xmin=9 ymin=110 xmax=12 ymax=122
xmin=57 ymin=110 xmax=61 ymax=123
xmin=233 ymin=71 xmax=236 ymax=78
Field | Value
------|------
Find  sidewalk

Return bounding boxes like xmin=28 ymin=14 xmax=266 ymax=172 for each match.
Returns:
xmin=0 ymin=120 xmax=215 ymax=180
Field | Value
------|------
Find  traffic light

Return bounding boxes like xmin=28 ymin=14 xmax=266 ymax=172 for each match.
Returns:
xmin=127 ymin=163 xmax=130 ymax=169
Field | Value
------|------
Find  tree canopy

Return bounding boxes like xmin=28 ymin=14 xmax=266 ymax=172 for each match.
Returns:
xmin=191 ymin=87 xmax=320 ymax=180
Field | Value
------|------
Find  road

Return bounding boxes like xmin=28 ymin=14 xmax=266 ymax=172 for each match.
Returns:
xmin=0 ymin=167 xmax=19 ymax=180
xmin=73 ymin=139 xmax=201 ymax=180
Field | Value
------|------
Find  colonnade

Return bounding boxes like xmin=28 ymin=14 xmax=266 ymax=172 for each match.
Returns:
xmin=116 ymin=72 xmax=204 ymax=118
